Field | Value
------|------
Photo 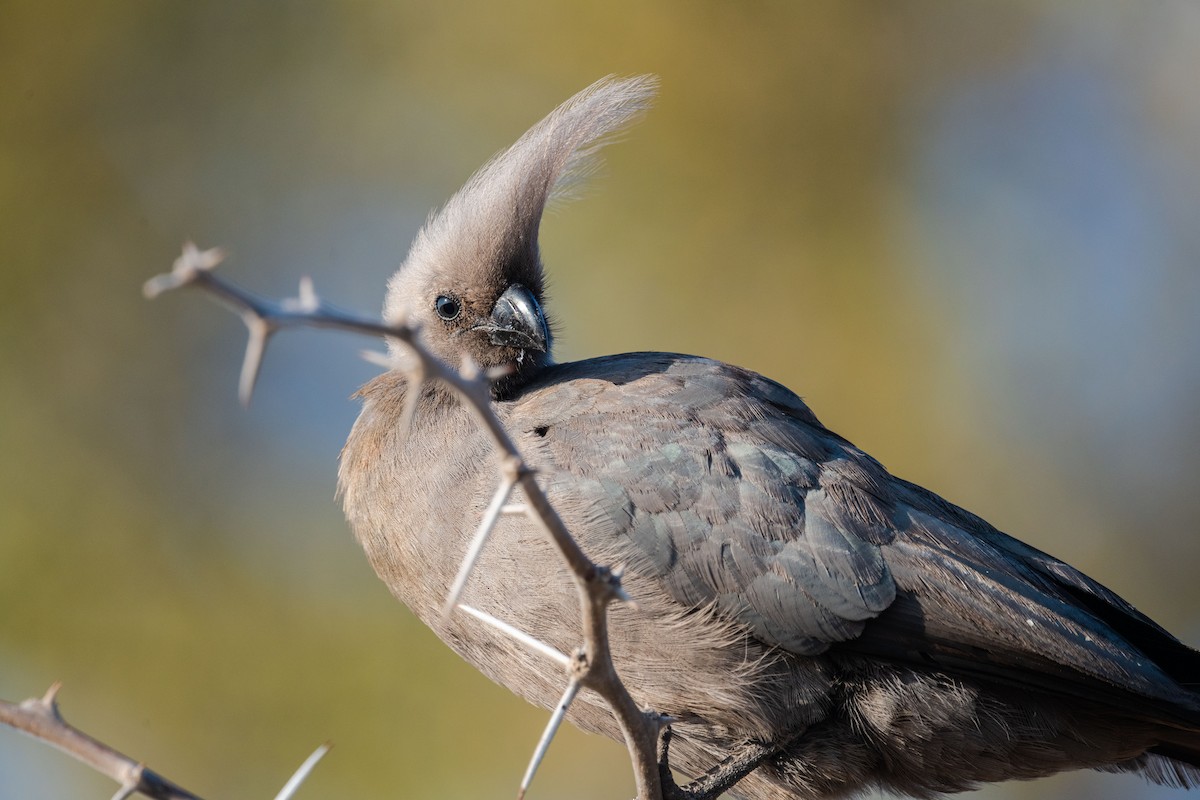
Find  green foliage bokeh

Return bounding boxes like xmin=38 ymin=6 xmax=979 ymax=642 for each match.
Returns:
xmin=2 ymin=3 xmax=1198 ymax=799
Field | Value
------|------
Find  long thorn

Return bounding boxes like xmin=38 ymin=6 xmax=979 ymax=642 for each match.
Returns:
xmin=442 ymin=472 xmax=517 ymax=616
xmin=274 ymin=743 xmax=332 ymax=800
xmin=518 ymin=680 xmax=581 ymax=800
xmin=456 ymin=605 xmax=569 ymax=667
xmin=360 ymin=349 xmax=393 ymax=369
xmin=396 ymin=365 xmax=424 ymax=440
xmin=41 ymin=682 xmax=62 ymax=712
xmin=238 ymin=317 xmax=272 ymax=406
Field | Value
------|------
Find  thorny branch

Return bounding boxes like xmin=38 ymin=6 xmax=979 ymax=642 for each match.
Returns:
xmin=0 ymin=243 xmax=766 ymax=799
xmin=0 ymin=683 xmax=204 ymax=800
xmin=143 ymin=243 xmax=671 ymax=799
xmin=0 ymin=682 xmax=330 ymax=800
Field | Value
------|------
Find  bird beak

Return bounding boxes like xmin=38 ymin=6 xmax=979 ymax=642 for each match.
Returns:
xmin=479 ymin=283 xmax=549 ymax=353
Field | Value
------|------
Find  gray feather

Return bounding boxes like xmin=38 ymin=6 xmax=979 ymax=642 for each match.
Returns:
xmin=385 ymin=75 xmax=656 ymax=327
xmin=340 ymin=77 xmax=1200 ymax=800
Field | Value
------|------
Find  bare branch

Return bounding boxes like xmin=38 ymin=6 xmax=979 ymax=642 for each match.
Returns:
xmin=143 ymin=243 xmax=671 ymax=800
xmin=0 ymin=683 xmax=205 ymax=800
xmin=143 ymin=244 xmax=415 ymax=404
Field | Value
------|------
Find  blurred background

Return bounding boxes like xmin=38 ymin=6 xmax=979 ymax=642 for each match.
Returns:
xmin=2 ymin=2 xmax=1199 ymax=798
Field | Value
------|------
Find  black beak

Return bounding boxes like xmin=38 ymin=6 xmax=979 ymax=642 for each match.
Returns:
xmin=479 ymin=283 xmax=549 ymax=353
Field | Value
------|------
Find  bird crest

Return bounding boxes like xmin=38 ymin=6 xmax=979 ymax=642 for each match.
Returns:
xmin=384 ymin=75 xmax=658 ymax=331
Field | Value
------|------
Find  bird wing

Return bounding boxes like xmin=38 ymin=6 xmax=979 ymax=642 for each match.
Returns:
xmin=858 ymin=488 xmax=1200 ymax=715
xmin=510 ymin=352 xmax=1200 ymax=717
xmin=512 ymin=352 xmax=897 ymax=656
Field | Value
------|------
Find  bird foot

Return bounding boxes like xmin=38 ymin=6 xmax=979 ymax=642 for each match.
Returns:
xmin=658 ymin=727 xmax=779 ymax=800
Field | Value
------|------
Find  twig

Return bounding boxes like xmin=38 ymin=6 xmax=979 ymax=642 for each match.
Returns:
xmin=0 ymin=683 xmax=205 ymax=800
xmin=143 ymin=243 xmax=669 ymax=800
xmin=0 ymin=682 xmax=334 ymax=800
xmin=144 ymin=243 xmax=410 ymax=406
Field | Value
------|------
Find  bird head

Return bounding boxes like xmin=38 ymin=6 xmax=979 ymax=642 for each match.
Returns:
xmin=383 ymin=75 xmax=657 ymax=396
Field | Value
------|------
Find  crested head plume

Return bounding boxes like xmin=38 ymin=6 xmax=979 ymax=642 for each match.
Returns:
xmin=384 ymin=75 xmax=658 ymax=326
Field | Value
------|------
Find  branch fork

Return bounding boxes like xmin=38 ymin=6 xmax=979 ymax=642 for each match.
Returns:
xmin=0 ymin=242 xmax=768 ymax=800
xmin=147 ymin=244 xmax=669 ymax=799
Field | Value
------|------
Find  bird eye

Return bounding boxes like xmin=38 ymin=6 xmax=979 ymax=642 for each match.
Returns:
xmin=435 ymin=295 xmax=461 ymax=321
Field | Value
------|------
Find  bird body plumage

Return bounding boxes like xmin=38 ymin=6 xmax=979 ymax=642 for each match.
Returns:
xmin=339 ymin=76 xmax=1200 ymax=798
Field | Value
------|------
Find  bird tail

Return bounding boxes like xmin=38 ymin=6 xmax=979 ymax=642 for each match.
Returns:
xmin=1102 ymin=742 xmax=1200 ymax=789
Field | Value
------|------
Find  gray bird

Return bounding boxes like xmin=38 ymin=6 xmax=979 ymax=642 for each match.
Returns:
xmin=339 ymin=76 xmax=1200 ymax=798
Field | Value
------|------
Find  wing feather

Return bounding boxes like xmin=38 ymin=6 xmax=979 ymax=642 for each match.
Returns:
xmin=509 ymin=352 xmax=1200 ymax=718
